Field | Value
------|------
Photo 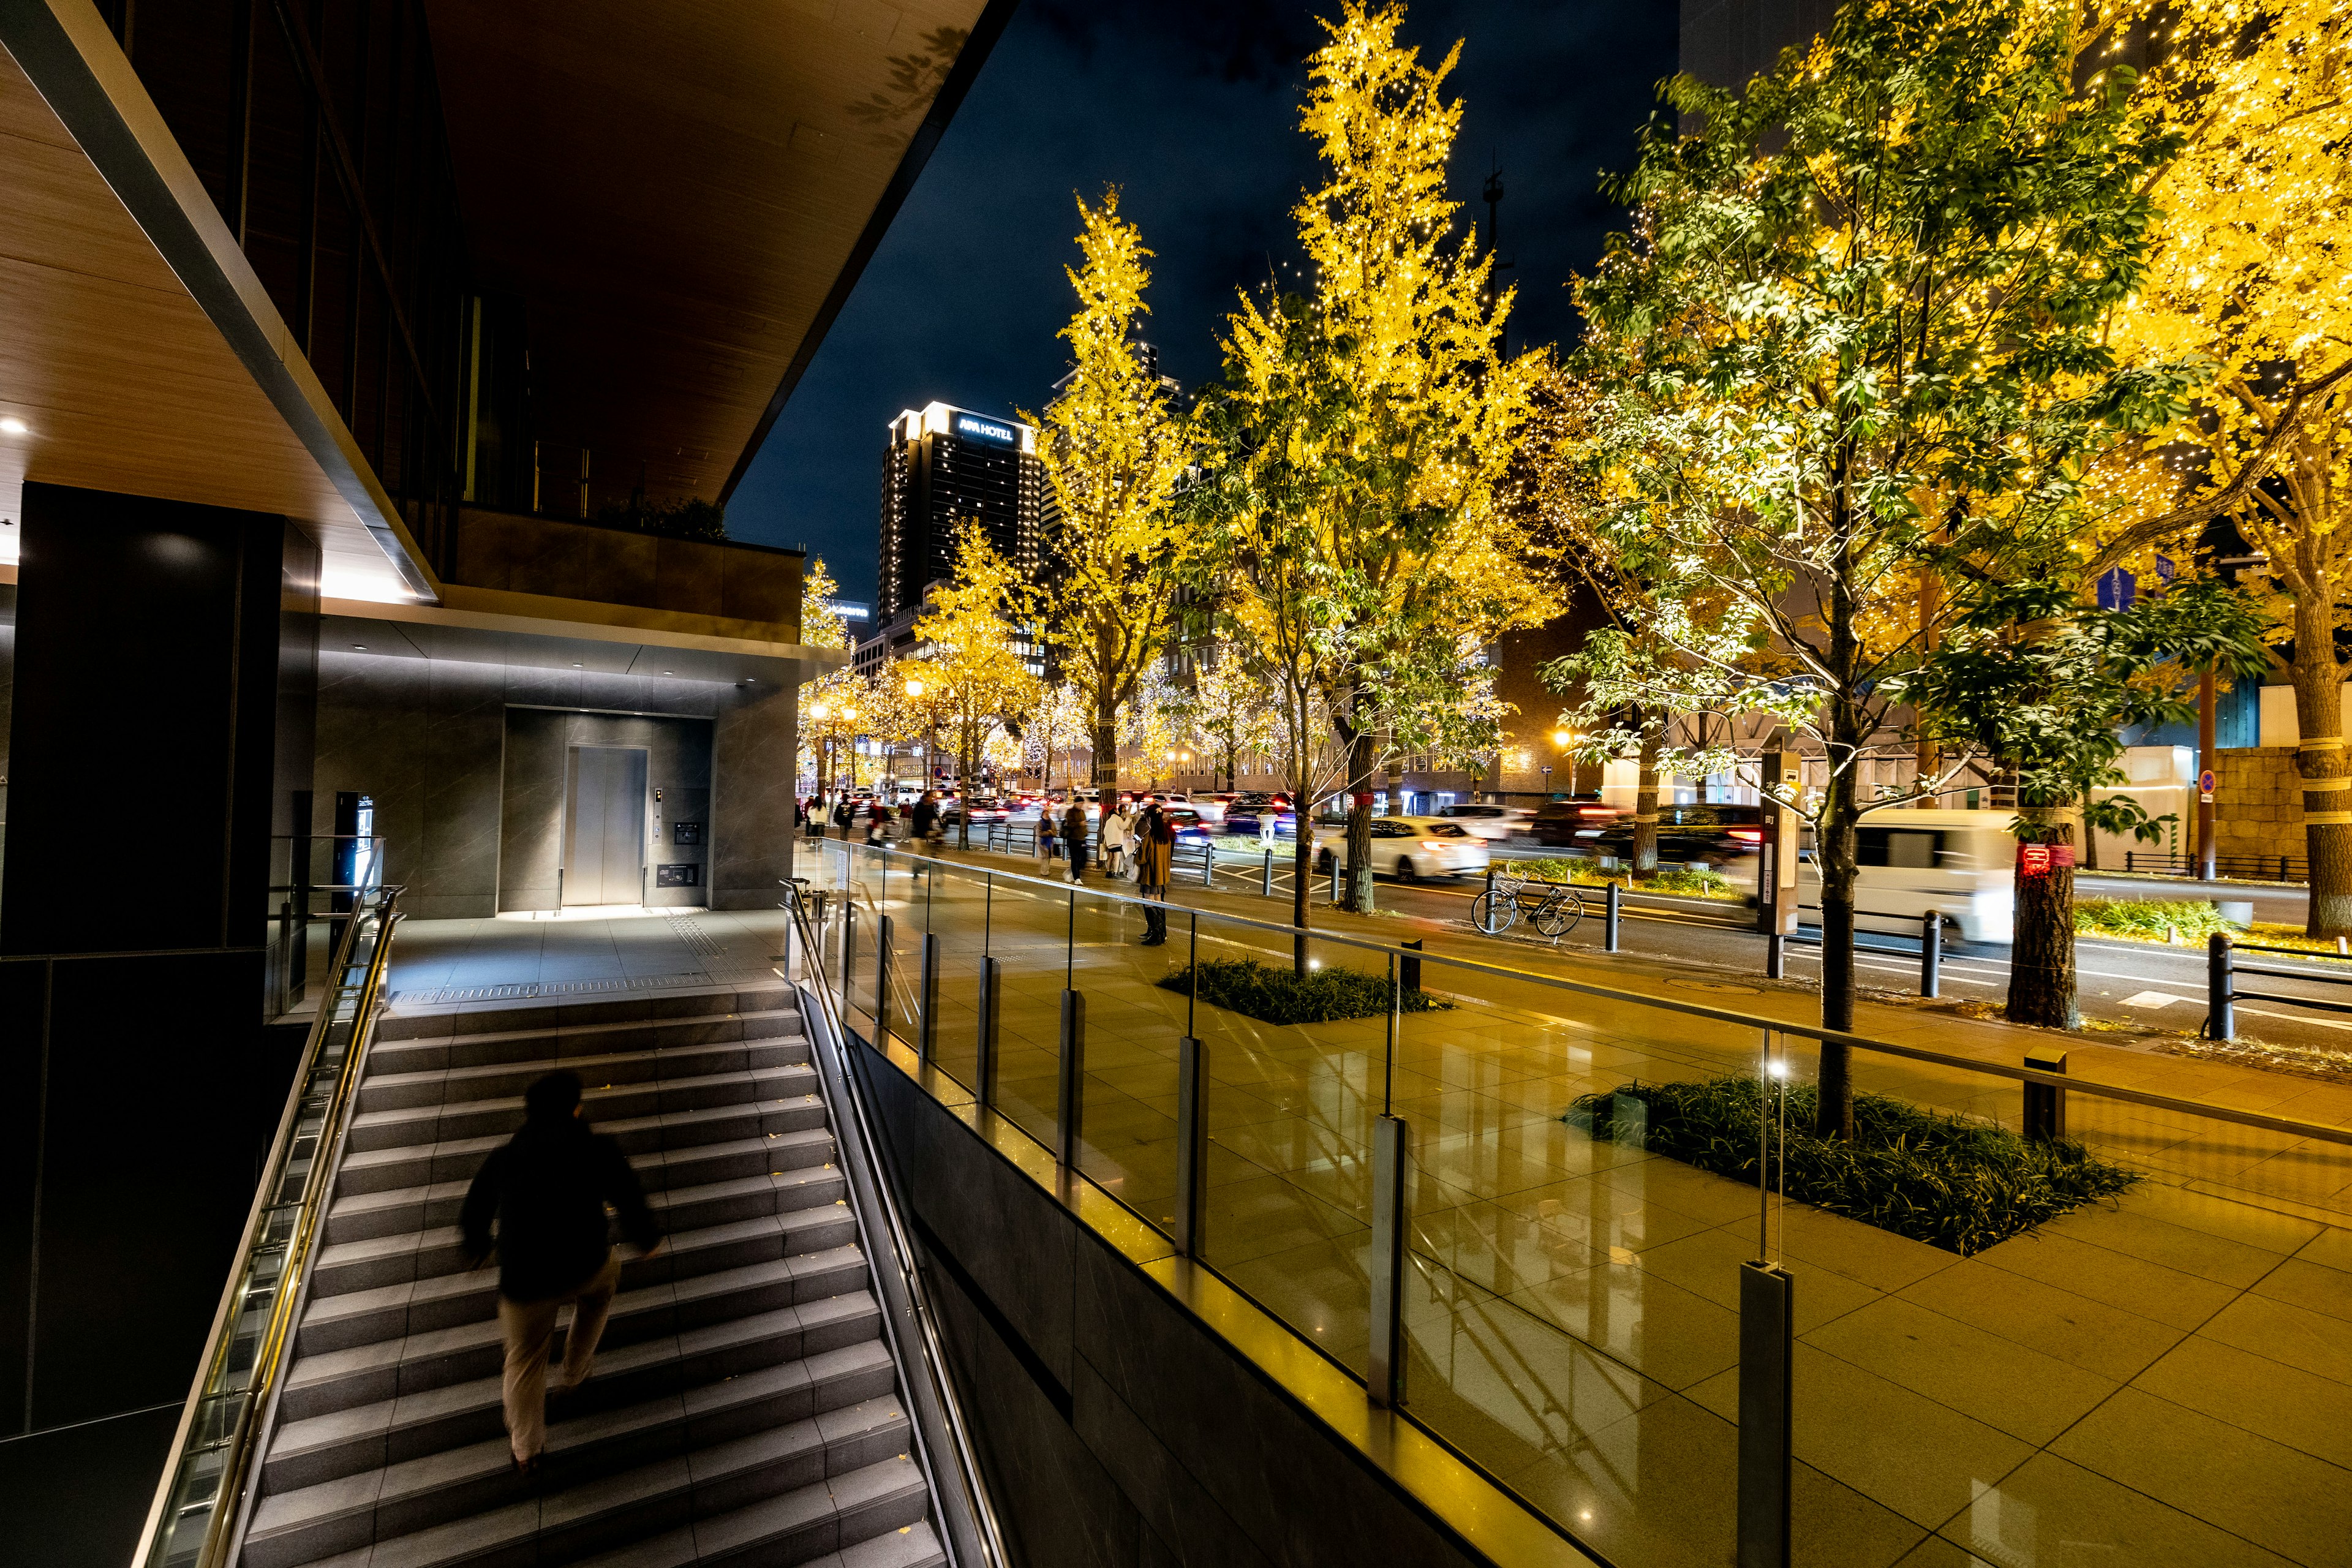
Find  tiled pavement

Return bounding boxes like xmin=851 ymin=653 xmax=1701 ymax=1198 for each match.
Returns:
xmin=383 ymin=859 xmax=2352 ymax=1568
xmin=810 ymin=843 xmax=2352 ymax=1568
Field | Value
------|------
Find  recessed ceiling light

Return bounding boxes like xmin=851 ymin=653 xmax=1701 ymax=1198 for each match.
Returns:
xmin=573 ymin=662 xmax=582 ymax=667
xmin=352 ymin=643 xmax=366 ymax=650
xmin=0 ymin=417 xmax=26 ymax=435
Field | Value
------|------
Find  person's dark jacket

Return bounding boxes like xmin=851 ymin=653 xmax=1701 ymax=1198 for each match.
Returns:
xmin=912 ymin=798 xmax=938 ymax=839
xmin=459 ymin=1114 xmax=660 ymax=1303
xmin=1062 ymin=804 xmax=1089 ymax=860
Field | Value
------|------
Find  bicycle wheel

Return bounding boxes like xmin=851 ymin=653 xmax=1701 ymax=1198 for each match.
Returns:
xmin=1471 ymin=891 xmax=1518 ymax=934
xmin=1534 ymin=891 xmax=1585 ymax=937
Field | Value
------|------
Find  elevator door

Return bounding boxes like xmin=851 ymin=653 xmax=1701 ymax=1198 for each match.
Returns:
xmin=564 ymin=746 xmax=649 ymax=906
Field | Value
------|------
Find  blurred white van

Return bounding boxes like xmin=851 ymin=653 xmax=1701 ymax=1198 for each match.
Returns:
xmin=1797 ymin=808 xmax=2016 ymax=942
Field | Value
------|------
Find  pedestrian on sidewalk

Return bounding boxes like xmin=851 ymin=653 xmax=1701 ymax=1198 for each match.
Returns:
xmin=461 ymin=1070 xmax=663 ymax=1474
xmin=1038 ymin=804 xmax=1060 ymax=875
xmin=911 ymin=790 xmax=940 ymax=849
xmin=1136 ymin=802 xmax=1174 ymax=944
xmin=1101 ymin=801 xmax=1133 ymax=878
xmin=1063 ymin=799 xmax=1091 ymax=885
xmin=832 ymin=797 xmax=853 ymax=839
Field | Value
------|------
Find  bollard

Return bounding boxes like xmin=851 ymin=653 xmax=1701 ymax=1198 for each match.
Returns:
xmin=1366 ymin=1115 xmax=1410 ymax=1408
xmin=1330 ymin=854 xmax=1344 ymax=903
xmin=1920 ymin=910 xmax=1942 ymax=999
xmin=1057 ymin=989 xmax=1087 ymax=1170
xmin=976 ymin=956 xmax=1002 ymax=1109
xmin=1400 ymin=938 xmax=1423 ymax=994
xmin=919 ymin=932 xmax=941 ymax=1061
xmin=2208 ymin=932 xmax=2235 ymax=1041
xmin=1766 ymin=930 xmax=1785 ymax=981
xmin=1174 ymin=1035 xmax=1208 ymax=1257
xmin=1262 ymin=846 xmax=1275 ymax=896
xmin=2022 ymin=1048 xmax=2068 ymax=1142
xmin=1605 ymin=881 xmax=1622 ymax=953
xmin=1202 ymin=842 xmax=1215 ymax=890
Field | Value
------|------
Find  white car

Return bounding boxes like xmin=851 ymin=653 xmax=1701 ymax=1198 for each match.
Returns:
xmin=1439 ymin=803 xmax=1535 ymax=842
xmin=1795 ymin=808 xmax=2018 ymax=943
xmin=1313 ymin=817 xmax=1491 ymax=881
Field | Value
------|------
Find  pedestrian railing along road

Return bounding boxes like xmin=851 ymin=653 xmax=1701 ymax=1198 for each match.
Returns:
xmin=805 ymin=839 xmax=2352 ymax=1568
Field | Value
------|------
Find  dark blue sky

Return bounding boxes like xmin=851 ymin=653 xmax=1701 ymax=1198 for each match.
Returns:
xmin=725 ymin=1 xmax=1678 ymax=606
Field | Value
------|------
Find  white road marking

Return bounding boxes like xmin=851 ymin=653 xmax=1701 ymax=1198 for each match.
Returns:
xmin=2238 ymin=1004 xmax=2352 ymax=1034
xmin=2119 ymin=990 xmax=2187 ymax=1009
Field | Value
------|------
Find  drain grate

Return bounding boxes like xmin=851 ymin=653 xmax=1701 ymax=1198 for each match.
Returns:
xmin=390 ymin=965 xmax=780 ymax=1007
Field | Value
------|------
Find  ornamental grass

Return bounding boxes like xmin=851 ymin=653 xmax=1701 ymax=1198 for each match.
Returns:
xmin=1564 ymin=1077 xmax=2139 ymax=1256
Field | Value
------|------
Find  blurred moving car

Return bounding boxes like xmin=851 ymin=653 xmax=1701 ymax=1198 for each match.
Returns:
xmin=1439 ymin=802 xmax=1535 ymax=841
xmin=1531 ymin=800 xmax=1619 ymax=846
xmin=1797 ymin=808 xmax=2015 ymax=941
xmin=1586 ymin=804 xmax=1764 ymax=865
xmin=1312 ymin=818 xmax=1490 ymax=881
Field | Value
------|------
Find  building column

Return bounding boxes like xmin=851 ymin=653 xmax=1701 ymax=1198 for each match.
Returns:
xmin=711 ymin=675 xmax=799 ymax=910
xmin=0 ymin=483 xmax=319 ymax=1539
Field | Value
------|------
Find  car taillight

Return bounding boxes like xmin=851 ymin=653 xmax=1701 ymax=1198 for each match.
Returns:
xmin=1729 ymin=829 xmax=1763 ymax=842
xmin=1578 ymin=807 xmax=1613 ymax=816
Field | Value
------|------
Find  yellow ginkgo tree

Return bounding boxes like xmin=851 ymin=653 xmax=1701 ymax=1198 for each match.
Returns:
xmin=1193 ymin=0 xmax=1548 ymax=944
xmin=914 ymin=522 xmax=1044 ymax=846
xmin=2116 ymin=0 xmax=2352 ymax=932
xmin=1027 ymin=191 xmax=1196 ymax=799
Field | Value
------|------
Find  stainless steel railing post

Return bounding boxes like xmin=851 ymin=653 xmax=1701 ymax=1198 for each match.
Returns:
xmin=1366 ymin=1114 xmax=1409 ymax=1408
xmin=1174 ymin=1034 xmax=1208 ymax=1257
xmin=1056 ymin=988 xmax=1085 ymax=1170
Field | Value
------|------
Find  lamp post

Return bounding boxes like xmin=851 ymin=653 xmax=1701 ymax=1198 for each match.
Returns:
xmin=1553 ymin=729 xmax=1585 ymax=797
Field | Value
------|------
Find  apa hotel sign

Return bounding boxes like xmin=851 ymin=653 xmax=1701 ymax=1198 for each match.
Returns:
xmin=952 ymin=413 xmax=1018 ymax=447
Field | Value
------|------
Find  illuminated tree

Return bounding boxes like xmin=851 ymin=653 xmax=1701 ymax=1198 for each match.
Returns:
xmin=2112 ymin=0 xmax=2352 ymax=933
xmin=1172 ymin=650 xmax=1280 ymax=790
xmin=797 ymin=557 xmax=860 ymax=805
xmin=1194 ymin=1 xmax=1548 ymax=959
xmin=1030 ymin=191 xmax=1196 ymax=798
xmin=1570 ymin=0 xmax=2201 ymax=1132
xmin=914 ymin=523 xmax=1044 ymax=846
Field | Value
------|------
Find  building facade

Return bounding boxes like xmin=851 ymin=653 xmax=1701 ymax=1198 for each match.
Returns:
xmin=876 ymin=401 xmax=1042 ymax=623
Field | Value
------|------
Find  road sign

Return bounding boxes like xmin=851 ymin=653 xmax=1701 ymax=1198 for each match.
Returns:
xmin=2199 ymin=769 xmax=2217 ymax=794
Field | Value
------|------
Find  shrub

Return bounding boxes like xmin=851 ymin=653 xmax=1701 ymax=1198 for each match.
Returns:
xmin=2075 ymin=897 xmax=2243 ymax=941
xmin=1159 ymin=958 xmax=1453 ymax=1025
xmin=1564 ymin=1076 xmax=2138 ymax=1256
xmin=1505 ymin=858 xmax=1735 ymax=898
xmin=593 ymin=494 xmax=728 ymax=540
xmin=1645 ymin=864 xmax=1733 ymax=896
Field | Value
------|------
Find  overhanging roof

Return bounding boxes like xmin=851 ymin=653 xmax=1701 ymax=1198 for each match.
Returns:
xmin=423 ymin=0 xmax=1013 ymax=507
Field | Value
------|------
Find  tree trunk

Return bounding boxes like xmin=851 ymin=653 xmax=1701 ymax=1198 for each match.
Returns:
xmin=2293 ymin=598 xmax=2352 ymax=935
xmin=2007 ymin=810 xmax=2078 ymax=1026
xmin=1345 ymin=725 xmax=1378 ymax=914
xmin=1814 ymin=778 xmax=1860 ymax=1140
xmin=1293 ymin=805 xmax=1313 ymax=975
xmin=1634 ymin=722 xmax=1661 ymax=878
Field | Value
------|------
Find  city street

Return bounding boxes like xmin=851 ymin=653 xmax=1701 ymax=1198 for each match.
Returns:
xmin=897 ymin=830 xmax=2352 ymax=1060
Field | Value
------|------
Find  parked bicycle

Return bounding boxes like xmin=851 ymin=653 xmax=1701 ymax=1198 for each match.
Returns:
xmin=1472 ymin=865 xmax=1586 ymax=938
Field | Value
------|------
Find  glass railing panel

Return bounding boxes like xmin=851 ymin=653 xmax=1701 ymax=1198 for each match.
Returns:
xmin=980 ymin=864 xmax=1074 ymax=1156
xmin=1064 ymin=888 xmax=1185 ymax=1224
xmin=1192 ymin=924 xmax=1381 ymax=1376
xmin=921 ymin=860 xmax=995 ymax=1093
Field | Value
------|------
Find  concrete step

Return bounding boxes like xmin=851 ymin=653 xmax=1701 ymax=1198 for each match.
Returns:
xmin=568 ymin=1516 xmax=945 ymax=1568
xmin=358 ymin=1034 xmax=809 ymax=1116
xmin=268 ymin=1295 xmax=886 ymax=1496
xmin=282 ymin=1237 xmax=873 ymax=1424
xmin=374 ymin=987 xmax=794 ymax=1044
xmin=248 ymin=1344 xmax=900 ymax=1562
xmin=336 ymin=1096 xmax=831 ymax=1197
xmin=367 ymin=1006 xmax=804 ymax=1078
xmin=301 ymin=1187 xmax=861 ymax=1355
xmin=282 ymin=1447 xmax=927 ymax=1568
xmin=345 ymin=1063 xmax=818 ymax=1153
xmin=326 ymin=1128 xmax=839 ymax=1245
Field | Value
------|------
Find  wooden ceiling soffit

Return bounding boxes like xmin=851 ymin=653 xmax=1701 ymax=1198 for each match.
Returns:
xmin=0 ymin=0 xmax=439 ymax=601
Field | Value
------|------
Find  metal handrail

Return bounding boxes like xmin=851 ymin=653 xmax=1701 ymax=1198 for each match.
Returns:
xmin=845 ymin=841 xmax=2352 ymax=1151
xmin=129 ymin=884 xmax=405 ymax=1568
xmin=783 ymin=882 xmax=1010 ymax=1568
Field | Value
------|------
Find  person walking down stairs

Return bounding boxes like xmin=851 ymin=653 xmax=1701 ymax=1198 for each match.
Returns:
xmin=459 ymin=1069 xmax=665 ymax=1473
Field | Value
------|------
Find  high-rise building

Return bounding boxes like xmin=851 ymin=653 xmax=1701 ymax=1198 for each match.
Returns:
xmin=876 ymin=401 xmax=1043 ymax=623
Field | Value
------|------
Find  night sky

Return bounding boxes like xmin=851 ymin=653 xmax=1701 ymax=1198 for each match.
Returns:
xmin=723 ymin=1 xmax=1679 ymax=606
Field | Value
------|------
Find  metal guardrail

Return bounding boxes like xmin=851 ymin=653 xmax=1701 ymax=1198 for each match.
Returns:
xmin=130 ymin=884 xmax=404 ymax=1568
xmin=2124 ymin=849 xmax=2307 ymax=883
xmin=782 ymin=881 xmax=1009 ymax=1568
xmin=2206 ymin=932 xmax=2352 ymax=1039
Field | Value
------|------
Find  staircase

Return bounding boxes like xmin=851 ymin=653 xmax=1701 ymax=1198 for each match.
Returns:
xmin=238 ymin=982 xmax=945 ymax=1568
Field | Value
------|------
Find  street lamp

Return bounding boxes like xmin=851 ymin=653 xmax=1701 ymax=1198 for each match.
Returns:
xmin=1552 ymin=729 xmax=1585 ymax=797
